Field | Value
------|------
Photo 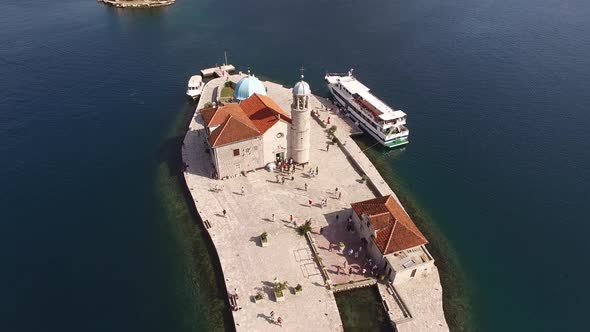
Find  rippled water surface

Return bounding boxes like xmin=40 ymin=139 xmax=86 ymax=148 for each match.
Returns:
xmin=1 ymin=0 xmax=589 ymax=331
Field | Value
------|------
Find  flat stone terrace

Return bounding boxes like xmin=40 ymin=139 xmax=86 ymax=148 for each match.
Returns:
xmin=182 ymin=75 xmax=448 ymax=331
xmin=391 ymin=270 xmax=448 ymax=332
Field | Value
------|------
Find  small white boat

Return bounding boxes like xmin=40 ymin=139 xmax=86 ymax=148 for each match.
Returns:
xmin=186 ymin=75 xmax=204 ymax=99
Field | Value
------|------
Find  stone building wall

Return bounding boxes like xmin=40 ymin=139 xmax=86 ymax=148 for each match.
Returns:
xmin=261 ymin=121 xmax=289 ymax=163
xmin=352 ymin=211 xmax=388 ymax=269
xmin=212 ymin=137 xmax=263 ymax=179
xmin=388 ymin=254 xmax=435 ymax=284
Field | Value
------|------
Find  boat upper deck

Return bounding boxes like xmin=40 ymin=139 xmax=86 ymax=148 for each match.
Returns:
xmin=188 ymin=75 xmax=203 ymax=87
xmin=326 ymin=74 xmax=405 ymax=122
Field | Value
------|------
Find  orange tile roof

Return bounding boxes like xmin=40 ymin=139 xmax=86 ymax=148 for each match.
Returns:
xmin=351 ymin=195 xmax=428 ymax=254
xmin=209 ymin=115 xmax=261 ymax=148
xmin=239 ymin=93 xmax=292 ymax=134
xmin=200 ymin=94 xmax=291 ymax=148
xmin=200 ymin=103 xmax=248 ymax=128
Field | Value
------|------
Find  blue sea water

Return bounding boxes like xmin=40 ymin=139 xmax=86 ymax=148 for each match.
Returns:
xmin=1 ymin=0 xmax=589 ymax=331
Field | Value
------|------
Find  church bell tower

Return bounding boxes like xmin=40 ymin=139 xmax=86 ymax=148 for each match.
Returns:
xmin=290 ymin=74 xmax=311 ymax=164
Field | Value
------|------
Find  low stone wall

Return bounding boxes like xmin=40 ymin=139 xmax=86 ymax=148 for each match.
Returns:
xmin=332 ymin=278 xmax=376 ymax=293
xmin=304 ymin=231 xmax=332 ymax=289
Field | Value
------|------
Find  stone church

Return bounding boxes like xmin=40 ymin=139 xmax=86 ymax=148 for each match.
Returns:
xmin=200 ymin=74 xmax=311 ymax=179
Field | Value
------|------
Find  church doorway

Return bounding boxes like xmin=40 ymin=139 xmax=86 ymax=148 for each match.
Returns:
xmin=275 ymin=152 xmax=284 ymax=161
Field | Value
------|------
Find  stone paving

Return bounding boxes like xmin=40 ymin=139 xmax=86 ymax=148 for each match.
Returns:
xmin=393 ymin=269 xmax=448 ymax=332
xmin=311 ymin=218 xmax=371 ymax=285
xmin=182 ymin=75 xmax=448 ymax=331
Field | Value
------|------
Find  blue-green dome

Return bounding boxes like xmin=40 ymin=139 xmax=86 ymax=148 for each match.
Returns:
xmin=234 ymin=75 xmax=266 ymax=101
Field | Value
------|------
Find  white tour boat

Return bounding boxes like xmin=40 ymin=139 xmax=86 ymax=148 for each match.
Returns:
xmin=325 ymin=70 xmax=409 ymax=148
xmin=186 ymin=75 xmax=204 ymax=99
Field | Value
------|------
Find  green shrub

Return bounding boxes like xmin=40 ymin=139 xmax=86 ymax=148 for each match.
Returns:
xmin=296 ymin=220 xmax=312 ymax=235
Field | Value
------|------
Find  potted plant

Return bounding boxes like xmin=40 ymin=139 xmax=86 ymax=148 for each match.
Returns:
xmin=254 ymin=291 xmax=264 ymax=303
xmin=295 ymin=284 xmax=303 ymax=293
xmin=273 ymin=280 xmax=288 ymax=302
xmin=261 ymin=232 xmax=269 ymax=247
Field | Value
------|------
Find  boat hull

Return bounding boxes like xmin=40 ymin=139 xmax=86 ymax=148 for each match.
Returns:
xmin=186 ymin=90 xmax=202 ymax=99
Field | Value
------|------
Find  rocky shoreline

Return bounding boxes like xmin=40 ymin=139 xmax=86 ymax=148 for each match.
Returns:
xmin=98 ymin=0 xmax=175 ymax=8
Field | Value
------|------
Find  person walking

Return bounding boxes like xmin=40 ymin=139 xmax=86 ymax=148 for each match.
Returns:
xmin=277 ymin=317 xmax=283 ymax=327
xmin=308 ymin=199 xmax=313 ymax=207
xmin=270 ymin=310 xmax=275 ymax=321
xmin=329 ymin=243 xmax=333 ymax=252
xmin=272 ymin=213 xmax=275 ymax=222
xmin=338 ymin=191 xmax=342 ymax=200
xmin=316 ymin=166 xmax=319 ymax=174
xmin=241 ymin=186 xmax=245 ymax=195
xmin=222 ymin=209 xmax=227 ymax=218
xmin=349 ymin=267 xmax=353 ymax=275
xmin=326 ymin=143 xmax=330 ymax=151
xmin=290 ymin=214 xmax=293 ymax=222
xmin=304 ymin=183 xmax=308 ymax=191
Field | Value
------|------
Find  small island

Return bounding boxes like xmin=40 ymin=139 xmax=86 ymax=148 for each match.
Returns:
xmin=182 ymin=70 xmax=448 ymax=331
xmin=98 ymin=0 xmax=175 ymax=8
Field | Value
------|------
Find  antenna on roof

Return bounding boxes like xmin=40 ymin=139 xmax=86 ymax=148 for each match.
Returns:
xmin=247 ymin=66 xmax=251 ymax=76
xmin=299 ymin=65 xmax=305 ymax=80
xmin=224 ymin=51 xmax=228 ymax=66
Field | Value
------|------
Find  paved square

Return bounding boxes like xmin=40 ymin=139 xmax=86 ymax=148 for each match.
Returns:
xmin=183 ymin=77 xmax=376 ymax=331
xmin=183 ymin=75 xmax=447 ymax=331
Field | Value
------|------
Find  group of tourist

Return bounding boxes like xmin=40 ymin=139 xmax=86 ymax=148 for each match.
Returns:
xmin=275 ymin=157 xmax=296 ymax=173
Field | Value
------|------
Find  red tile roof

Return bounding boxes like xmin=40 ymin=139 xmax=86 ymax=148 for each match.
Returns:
xmin=199 ymin=94 xmax=291 ymax=148
xmin=209 ymin=115 xmax=260 ymax=148
xmin=200 ymin=104 xmax=245 ymax=128
xmin=239 ymin=93 xmax=292 ymax=134
xmin=351 ymin=195 xmax=428 ymax=254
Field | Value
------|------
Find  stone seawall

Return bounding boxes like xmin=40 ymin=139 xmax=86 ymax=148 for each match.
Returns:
xmin=98 ymin=0 xmax=175 ymax=8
